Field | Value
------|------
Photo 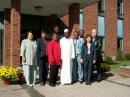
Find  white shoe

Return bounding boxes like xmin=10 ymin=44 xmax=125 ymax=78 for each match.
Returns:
xmin=29 ymin=84 xmax=33 ymax=87
xmin=61 ymin=83 xmax=64 ymax=85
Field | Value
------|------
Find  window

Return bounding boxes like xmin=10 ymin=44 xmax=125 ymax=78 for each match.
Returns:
xmin=98 ymin=0 xmax=105 ymax=16
xmin=79 ymin=9 xmax=84 ymax=31
xmin=98 ymin=16 xmax=105 ymax=52
xmin=117 ymin=0 xmax=123 ymax=19
xmin=117 ymin=19 xmax=123 ymax=38
xmin=117 ymin=19 xmax=123 ymax=51
xmin=117 ymin=38 xmax=123 ymax=51
xmin=98 ymin=16 xmax=105 ymax=37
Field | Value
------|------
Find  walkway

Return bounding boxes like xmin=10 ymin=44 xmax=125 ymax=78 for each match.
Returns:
xmin=0 ymin=69 xmax=130 ymax=97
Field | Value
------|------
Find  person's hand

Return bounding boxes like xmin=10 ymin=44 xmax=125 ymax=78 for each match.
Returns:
xmin=72 ymin=58 xmax=75 ymax=62
xmin=22 ymin=57 xmax=26 ymax=63
xmin=60 ymin=59 xmax=62 ymax=64
xmin=93 ymin=60 xmax=96 ymax=64
xmin=80 ymin=59 xmax=83 ymax=64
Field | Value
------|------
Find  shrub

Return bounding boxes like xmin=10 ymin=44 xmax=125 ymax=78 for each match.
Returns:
xmin=103 ymin=56 xmax=113 ymax=63
xmin=100 ymin=63 xmax=111 ymax=73
xmin=125 ymin=54 xmax=130 ymax=60
xmin=116 ymin=49 xmax=125 ymax=61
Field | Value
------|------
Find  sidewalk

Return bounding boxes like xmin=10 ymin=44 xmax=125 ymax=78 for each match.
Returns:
xmin=0 ymin=69 xmax=130 ymax=97
xmin=33 ymin=76 xmax=130 ymax=97
xmin=0 ymin=81 xmax=30 ymax=97
xmin=106 ymin=69 xmax=130 ymax=86
xmin=33 ymin=69 xmax=130 ymax=97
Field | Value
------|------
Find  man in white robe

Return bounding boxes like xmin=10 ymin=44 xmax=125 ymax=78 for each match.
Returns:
xmin=20 ymin=31 xmax=37 ymax=87
xmin=60 ymin=29 xmax=75 ymax=85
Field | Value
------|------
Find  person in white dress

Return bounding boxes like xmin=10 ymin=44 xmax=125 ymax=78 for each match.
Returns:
xmin=20 ymin=31 xmax=37 ymax=87
xmin=60 ymin=29 xmax=75 ymax=85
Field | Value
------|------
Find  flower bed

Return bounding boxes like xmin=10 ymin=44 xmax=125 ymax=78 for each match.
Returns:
xmin=0 ymin=66 xmax=21 ymax=85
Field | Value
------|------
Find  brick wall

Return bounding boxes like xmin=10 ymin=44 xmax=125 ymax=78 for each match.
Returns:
xmin=119 ymin=67 xmax=130 ymax=78
xmin=60 ymin=15 xmax=69 ymax=27
xmin=69 ymin=3 xmax=80 ymax=34
xmin=10 ymin=0 xmax=21 ymax=66
xmin=3 ymin=9 xmax=11 ymax=66
xmin=105 ymin=0 xmax=117 ymax=59
xmin=124 ymin=0 xmax=130 ymax=54
xmin=83 ymin=3 xmax=98 ymax=35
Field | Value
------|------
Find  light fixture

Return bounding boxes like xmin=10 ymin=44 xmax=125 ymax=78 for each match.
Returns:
xmin=35 ymin=6 xmax=42 ymax=11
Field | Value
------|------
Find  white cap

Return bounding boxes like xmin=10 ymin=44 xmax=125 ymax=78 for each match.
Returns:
xmin=64 ymin=29 xmax=69 ymax=33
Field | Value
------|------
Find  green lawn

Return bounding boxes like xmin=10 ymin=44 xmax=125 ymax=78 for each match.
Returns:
xmin=110 ymin=60 xmax=130 ymax=69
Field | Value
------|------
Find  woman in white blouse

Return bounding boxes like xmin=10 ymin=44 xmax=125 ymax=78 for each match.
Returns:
xmin=80 ymin=35 xmax=96 ymax=85
xmin=20 ymin=31 xmax=37 ymax=87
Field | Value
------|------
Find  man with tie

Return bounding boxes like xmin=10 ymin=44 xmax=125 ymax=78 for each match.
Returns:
xmin=37 ymin=30 xmax=48 ymax=86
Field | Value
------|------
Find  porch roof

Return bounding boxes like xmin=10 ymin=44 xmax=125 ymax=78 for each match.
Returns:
xmin=0 ymin=0 xmax=98 ymax=16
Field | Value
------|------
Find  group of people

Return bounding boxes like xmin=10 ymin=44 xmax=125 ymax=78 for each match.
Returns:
xmin=20 ymin=26 xmax=102 ymax=87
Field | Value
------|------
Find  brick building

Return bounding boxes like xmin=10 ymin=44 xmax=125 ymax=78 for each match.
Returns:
xmin=0 ymin=0 xmax=130 ymax=66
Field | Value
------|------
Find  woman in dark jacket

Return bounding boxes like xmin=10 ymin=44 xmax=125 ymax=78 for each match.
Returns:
xmin=80 ymin=35 xmax=96 ymax=85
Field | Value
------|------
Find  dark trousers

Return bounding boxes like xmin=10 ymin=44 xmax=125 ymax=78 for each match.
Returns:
xmin=49 ymin=65 xmax=59 ymax=85
xmin=84 ymin=55 xmax=93 ymax=82
xmin=95 ymin=61 xmax=101 ymax=80
xmin=39 ymin=56 xmax=47 ymax=82
xmin=72 ymin=58 xmax=78 ymax=82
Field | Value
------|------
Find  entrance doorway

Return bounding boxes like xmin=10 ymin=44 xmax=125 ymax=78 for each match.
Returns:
xmin=21 ymin=14 xmax=66 ymax=41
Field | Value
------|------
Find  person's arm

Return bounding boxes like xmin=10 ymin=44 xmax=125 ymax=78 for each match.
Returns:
xmin=96 ymin=39 xmax=102 ymax=52
xmin=48 ymin=42 xmax=54 ymax=65
xmin=34 ymin=41 xmax=38 ymax=67
xmin=59 ymin=42 xmax=61 ymax=65
xmin=60 ymin=39 xmax=63 ymax=60
xmin=36 ymin=39 xmax=40 ymax=59
xmin=80 ymin=44 xmax=84 ymax=64
xmin=71 ymin=39 xmax=75 ymax=59
xmin=20 ymin=40 xmax=26 ymax=63
xmin=59 ymin=39 xmax=63 ymax=66
xmin=93 ymin=44 xmax=97 ymax=64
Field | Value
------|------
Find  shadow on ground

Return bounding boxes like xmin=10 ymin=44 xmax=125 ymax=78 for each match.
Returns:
xmin=21 ymin=84 xmax=45 ymax=97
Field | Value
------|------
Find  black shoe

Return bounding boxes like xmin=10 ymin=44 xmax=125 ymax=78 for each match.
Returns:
xmin=49 ymin=83 xmax=53 ymax=86
xmin=97 ymin=79 xmax=102 ymax=82
xmin=79 ymin=81 xmax=83 ymax=84
xmin=64 ymin=83 xmax=71 ymax=85
xmin=51 ymin=84 xmax=56 ymax=87
xmin=40 ymin=81 xmax=45 ymax=86
xmin=72 ymin=81 xmax=77 ymax=84
xmin=49 ymin=83 xmax=56 ymax=87
xmin=97 ymin=75 xmax=102 ymax=82
xmin=85 ymin=82 xmax=91 ymax=85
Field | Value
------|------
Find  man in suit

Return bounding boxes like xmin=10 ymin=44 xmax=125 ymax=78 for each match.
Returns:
xmin=91 ymin=28 xmax=103 ymax=82
xmin=37 ymin=30 xmax=48 ymax=86
xmin=72 ymin=31 xmax=84 ymax=84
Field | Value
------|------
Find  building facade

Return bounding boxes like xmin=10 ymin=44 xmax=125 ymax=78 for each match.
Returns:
xmin=61 ymin=0 xmax=130 ymax=60
xmin=0 ymin=0 xmax=130 ymax=66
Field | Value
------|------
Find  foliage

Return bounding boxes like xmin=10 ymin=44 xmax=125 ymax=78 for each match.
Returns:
xmin=125 ymin=54 xmax=130 ymax=60
xmin=103 ymin=56 xmax=113 ymax=63
xmin=100 ymin=63 xmax=111 ymax=73
xmin=110 ymin=60 xmax=130 ymax=69
xmin=0 ymin=66 xmax=21 ymax=80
